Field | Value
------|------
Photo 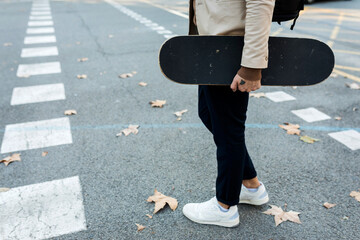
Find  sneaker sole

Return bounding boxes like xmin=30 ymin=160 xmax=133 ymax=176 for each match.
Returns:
xmin=239 ymin=195 xmax=269 ymax=206
xmin=183 ymin=211 xmax=239 ymax=228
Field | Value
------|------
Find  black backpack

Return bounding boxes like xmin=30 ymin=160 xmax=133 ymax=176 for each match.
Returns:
xmin=272 ymin=0 xmax=305 ymax=30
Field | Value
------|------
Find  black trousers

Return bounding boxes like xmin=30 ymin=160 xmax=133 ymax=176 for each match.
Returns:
xmin=198 ymin=85 xmax=257 ymax=206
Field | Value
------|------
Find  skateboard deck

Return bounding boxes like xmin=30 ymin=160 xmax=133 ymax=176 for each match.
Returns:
xmin=159 ymin=36 xmax=335 ymax=86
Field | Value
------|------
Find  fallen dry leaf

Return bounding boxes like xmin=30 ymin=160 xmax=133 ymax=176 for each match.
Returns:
xmin=350 ymin=190 xmax=360 ymax=202
xmin=334 ymin=116 xmax=342 ymax=121
xmin=18 ymin=74 xmax=30 ymax=78
xmin=300 ymin=135 xmax=320 ymax=144
xmin=263 ymin=204 xmax=301 ymax=226
xmin=77 ymin=74 xmax=87 ymax=79
xmin=0 ymin=188 xmax=10 ymax=192
xmin=279 ymin=123 xmax=301 ymax=135
xmin=76 ymin=41 xmax=81 ymax=45
xmin=174 ymin=109 xmax=188 ymax=118
xmin=149 ymin=100 xmax=166 ymax=108
xmin=119 ymin=73 xmax=134 ymax=78
xmin=323 ymin=202 xmax=336 ymax=209
xmin=250 ymin=92 xmax=266 ymax=98
xmin=116 ymin=125 xmax=139 ymax=136
xmin=138 ymin=82 xmax=147 ymax=87
xmin=147 ymin=189 xmax=178 ymax=214
xmin=146 ymin=214 xmax=153 ymax=219
xmin=42 ymin=151 xmax=48 ymax=157
xmin=346 ymin=82 xmax=360 ymax=90
xmin=64 ymin=110 xmax=77 ymax=115
xmin=0 ymin=153 xmax=21 ymax=166
xmin=135 ymin=223 xmax=146 ymax=232
xmin=330 ymin=72 xmax=338 ymax=78
xmin=3 ymin=42 xmax=12 ymax=47
xmin=77 ymin=57 xmax=88 ymax=62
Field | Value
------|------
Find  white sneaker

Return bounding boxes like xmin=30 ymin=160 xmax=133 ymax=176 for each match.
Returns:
xmin=239 ymin=182 xmax=269 ymax=205
xmin=182 ymin=197 xmax=239 ymax=227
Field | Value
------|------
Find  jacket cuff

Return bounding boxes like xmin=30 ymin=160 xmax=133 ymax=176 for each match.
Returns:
xmin=237 ymin=67 xmax=262 ymax=81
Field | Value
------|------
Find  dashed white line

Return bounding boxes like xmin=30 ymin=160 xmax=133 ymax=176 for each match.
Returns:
xmin=1 ymin=117 xmax=72 ymax=153
xmin=0 ymin=176 xmax=87 ymax=240
xmin=265 ymin=91 xmax=296 ymax=102
xmin=29 ymin=16 xmax=52 ymax=20
xmin=32 ymin=7 xmax=51 ymax=11
xmin=329 ymin=130 xmax=360 ymax=150
xmin=291 ymin=107 xmax=331 ymax=123
xmin=11 ymin=83 xmax=65 ymax=105
xmin=21 ymin=46 xmax=58 ymax=58
xmin=27 ymin=27 xmax=55 ymax=34
xmin=31 ymin=11 xmax=51 ymax=16
xmin=17 ymin=61 xmax=61 ymax=77
xmin=24 ymin=35 xmax=56 ymax=44
xmin=28 ymin=21 xmax=54 ymax=26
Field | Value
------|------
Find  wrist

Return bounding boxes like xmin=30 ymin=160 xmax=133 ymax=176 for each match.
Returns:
xmin=237 ymin=67 xmax=262 ymax=81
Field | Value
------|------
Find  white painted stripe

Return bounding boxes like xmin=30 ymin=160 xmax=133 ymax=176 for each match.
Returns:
xmin=17 ymin=61 xmax=61 ymax=77
xmin=329 ymin=130 xmax=360 ymax=151
xmin=31 ymin=7 xmax=51 ymax=11
xmin=29 ymin=16 xmax=52 ymax=20
xmin=32 ymin=4 xmax=50 ymax=7
xmin=31 ymin=11 xmax=51 ymax=15
xmin=21 ymin=46 xmax=58 ymax=58
xmin=28 ymin=21 xmax=53 ymax=26
xmin=27 ymin=27 xmax=55 ymax=34
xmin=0 ymin=117 xmax=72 ymax=153
xmin=265 ymin=91 xmax=296 ymax=102
xmin=104 ymin=0 xmax=177 ymax=39
xmin=291 ymin=107 xmax=331 ymax=123
xmin=24 ymin=35 xmax=56 ymax=44
xmin=0 ymin=176 xmax=87 ymax=240
xmin=11 ymin=83 xmax=65 ymax=105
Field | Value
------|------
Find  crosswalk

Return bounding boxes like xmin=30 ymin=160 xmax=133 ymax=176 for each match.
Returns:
xmin=0 ymin=1 xmax=86 ymax=239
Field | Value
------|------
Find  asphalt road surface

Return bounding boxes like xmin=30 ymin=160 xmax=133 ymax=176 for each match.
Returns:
xmin=0 ymin=0 xmax=359 ymax=239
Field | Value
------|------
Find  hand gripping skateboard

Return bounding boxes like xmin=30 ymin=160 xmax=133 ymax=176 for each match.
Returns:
xmin=159 ymin=36 xmax=335 ymax=86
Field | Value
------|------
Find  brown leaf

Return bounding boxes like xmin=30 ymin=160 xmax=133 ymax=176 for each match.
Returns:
xmin=346 ymin=82 xmax=360 ymax=90
xmin=64 ymin=110 xmax=77 ymax=115
xmin=0 ymin=153 xmax=21 ymax=166
xmin=300 ymin=135 xmax=320 ymax=144
xmin=250 ymin=92 xmax=266 ymax=98
xmin=174 ymin=109 xmax=188 ymax=117
xmin=135 ymin=223 xmax=146 ymax=232
xmin=146 ymin=214 xmax=153 ymax=219
xmin=334 ymin=116 xmax=342 ymax=121
xmin=323 ymin=202 xmax=336 ymax=209
xmin=3 ymin=42 xmax=12 ymax=47
xmin=147 ymin=189 xmax=178 ymax=214
xmin=42 ymin=151 xmax=48 ymax=157
xmin=263 ymin=205 xmax=301 ymax=226
xmin=77 ymin=74 xmax=87 ymax=79
xmin=279 ymin=123 xmax=301 ymax=135
xmin=149 ymin=100 xmax=166 ymax=108
xmin=138 ymin=82 xmax=147 ymax=87
xmin=0 ymin=188 xmax=10 ymax=192
xmin=77 ymin=57 xmax=88 ymax=62
xmin=116 ymin=125 xmax=139 ymax=136
xmin=119 ymin=73 xmax=134 ymax=79
xmin=350 ymin=190 xmax=360 ymax=202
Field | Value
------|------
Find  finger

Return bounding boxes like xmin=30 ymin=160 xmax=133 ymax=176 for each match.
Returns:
xmin=230 ymin=80 xmax=237 ymax=92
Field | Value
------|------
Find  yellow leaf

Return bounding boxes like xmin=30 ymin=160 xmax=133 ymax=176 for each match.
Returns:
xmin=323 ymin=202 xmax=336 ymax=209
xmin=135 ymin=223 xmax=146 ymax=232
xmin=300 ymin=135 xmax=320 ymax=144
xmin=147 ymin=189 xmax=178 ymax=214
xmin=0 ymin=153 xmax=21 ymax=166
xmin=64 ymin=110 xmax=77 ymax=115
xmin=77 ymin=74 xmax=87 ymax=79
xmin=149 ymin=100 xmax=166 ymax=108
xmin=263 ymin=204 xmax=301 ymax=226
xmin=138 ymin=82 xmax=147 ymax=87
xmin=279 ymin=123 xmax=301 ymax=136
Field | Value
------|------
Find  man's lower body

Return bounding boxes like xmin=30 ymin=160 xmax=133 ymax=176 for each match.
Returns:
xmin=182 ymin=85 xmax=269 ymax=227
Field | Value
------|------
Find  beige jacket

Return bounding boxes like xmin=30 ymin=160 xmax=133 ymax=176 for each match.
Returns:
xmin=189 ymin=0 xmax=275 ymax=72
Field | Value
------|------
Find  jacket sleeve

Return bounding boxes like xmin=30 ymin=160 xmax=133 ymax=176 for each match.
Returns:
xmin=241 ymin=0 xmax=275 ymax=69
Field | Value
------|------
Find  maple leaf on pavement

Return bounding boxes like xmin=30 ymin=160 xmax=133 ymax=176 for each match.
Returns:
xmin=135 ymin=223 xmax=146 ymax=232
xmin=323 ymin=202 xmax=336 ymax=209
xmin=77 ymin=74 xmax=87 ymax=79
xmin=64 ymin=110 xmax=77 ymax=115
xmin=149 ymin=100 xmax=166 ymax=108
xmin=263 ymin=204 xmax=301 ymax=226
xmin=147 ymin=189 xmax=178 ymax=214
xmin=1 ymin=153 xmax=21 ymax=166
xmin=279 ymin=123 xmax=301 ymax=135
xmin=350 ymin=190 xmax=360 ymax=202
xmin=138 ymin=82 xmax=147 ymax=87
xmin=116 ymin=125 xmax=139 ymax=136
xmin=300 ymin=135 xmax=320 ymax=144
xmin=174 ymin=109 xmax=188 ymax=117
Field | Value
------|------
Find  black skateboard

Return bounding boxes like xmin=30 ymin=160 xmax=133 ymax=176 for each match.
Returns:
xmin=159 ymin=36 xmax=335 ymax=86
